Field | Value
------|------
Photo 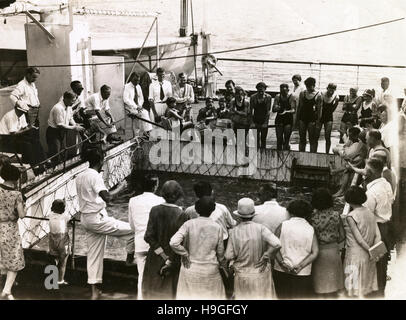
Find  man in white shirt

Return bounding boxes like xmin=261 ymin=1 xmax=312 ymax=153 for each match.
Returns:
xmin=123 ymin=73 xmax=152 ymax=136
xmin=75 ymin=150 xmax=134 ymax=300
xmin=252 ymin=184 xmax=290 ymax=234
xmin=46 ymin=91 xmax=84 ymax=165
xmin=173 ymin=72 xmax=195 ymax=122
xmin=10 ymin=67 xmax=41 ymax=127
xmin=128 ymin=174 xmax=164 ymax=299
xmin=375 ymin=77 xmax=393 ymax=108
xmin=0 ymin=105 xmax=45 ymax=172
xmin=184 ymin=181 xmax=236 ymax=246
xmin=70 ymin=81 xmax=85 ymax=123
xmin=363 ymin=157 xmax=394 ymax=297
xmin=85 ymin=85 xmax=122 ymax=144
xmin=148 ymin=67 xmax=173 ymax=123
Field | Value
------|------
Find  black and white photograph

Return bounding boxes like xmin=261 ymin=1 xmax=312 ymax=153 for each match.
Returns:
xmin=0 ymin=0 xmax=405 ymax=305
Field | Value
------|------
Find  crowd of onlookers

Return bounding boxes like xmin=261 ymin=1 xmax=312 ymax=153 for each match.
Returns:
xmin=0 ymin=145 xmax=396 ymax=299
xmin=1 ymin=66 xmax=405 ymax=178
xmin=0 ymin=66 xmax=404 ymax=300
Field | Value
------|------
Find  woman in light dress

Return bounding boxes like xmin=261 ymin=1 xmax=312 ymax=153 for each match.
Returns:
xmin=170 ymin=196 xmax=227 ymax=300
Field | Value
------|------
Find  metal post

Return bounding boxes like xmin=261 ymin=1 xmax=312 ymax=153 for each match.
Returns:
xmin=179 ymin=0 xmax=188 ymax=37
xmin=71 ymin=219 xmax=76 ymax=269
xmin=125 ymin=17 xmax=157 ymax=83
xmin=156 ymin=15 xmax=159 ymax=69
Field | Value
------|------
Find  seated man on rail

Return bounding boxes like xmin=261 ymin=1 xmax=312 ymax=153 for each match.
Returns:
xmin=332 ymin=126 xmax=367 ymax=197
xmin=46 ymin=91 xmax=85 ymax=166
xmin=85 ymin=85 xmax=123 ymax=144
xmin=173 ymin=72 xmax=195 ymax=123
xmin=0 ymin=104 xmax=46 ymax=174
xmin=148 ymin=67 xmax=173 ymax=124
xmin=123 ymin=72 xmax=153 ymax=138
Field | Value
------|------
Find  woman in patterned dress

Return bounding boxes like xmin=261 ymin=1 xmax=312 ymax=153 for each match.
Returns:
xmin=343 ymin=186 xmax=380 ymax=297
xmin=310 ymin=188 xmax=345 ymax=297
xmin=0 ymin=164 xmax=26 ymax=300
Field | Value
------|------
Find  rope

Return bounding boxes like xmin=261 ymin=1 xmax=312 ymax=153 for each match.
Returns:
xmin=2 ymin=16 xmax=403 ymax=69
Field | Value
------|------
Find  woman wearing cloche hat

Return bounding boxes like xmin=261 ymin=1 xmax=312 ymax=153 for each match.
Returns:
xmin=225 ymin=198 xmax=281 ymax=299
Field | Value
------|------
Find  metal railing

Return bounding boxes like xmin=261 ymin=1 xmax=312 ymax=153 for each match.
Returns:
xmin=215 ymin=57 xmax=406 ymax=97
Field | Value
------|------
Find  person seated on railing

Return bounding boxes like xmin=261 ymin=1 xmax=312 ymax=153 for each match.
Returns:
xmin=272 ymin=83 xmax=295 ymax=151
xmin=48 ymin=199 xmax=72 ymax=286
xmin=123 ymin=72 xmax=153 ymax=137
xmin=148 ymin=67 xmax=173 ymax=124
xmin=296 ymin=77 xmax=322 ymax=153
xmin=0 ymin=164 xmax=26 ymax=300
xmin=340 ymin=87 xmax=361 ymax=143
xmin=46 ymin=91 xmax=85 ymax=166
xmin=196 ymin=97 xmax=217 ymax=133
xmin=224 ymin=80 xmax=236 ymax=109
xmin=316 ymin=83 xmax=340 ymax=154
xmin=216 ymin=97 xmax=232 ymax=129
xmin=0 ymin=104 xmax=45 ymax=174
xmin=84 ymin=85 xmax=123 ymax=144
xmin=9 ymin=67 xmax=41 ymax=128
xmin=173 ymin=72 xmax=194 ymax=123
xmin=358 ymin=89 xmax=380 ymax=129
xmin=332 ymin=127 xmax=367 ymax=197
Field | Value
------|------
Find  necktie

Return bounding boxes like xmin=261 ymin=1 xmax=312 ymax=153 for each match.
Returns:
xmin=134 ymin=85 xmax=139 ymax=106
xmin=160 ymin=83 xmax=165 ymax=101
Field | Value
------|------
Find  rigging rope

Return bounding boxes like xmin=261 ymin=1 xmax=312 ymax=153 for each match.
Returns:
xmin=2 ymin=16 xmax=403 ymax=69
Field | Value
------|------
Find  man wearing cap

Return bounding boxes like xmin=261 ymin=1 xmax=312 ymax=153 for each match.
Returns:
xmin=226 ymin=197 xmax=281 ymax=299
xmin=10 ymin=67 xmax=41 ymax=127
xmin=250 ymin=82 xmax=272 ymax=149
xmin=0 ymin=104 xmax=44 ymax=171
xmin=148 ymin=67 xmax=173 ymax=123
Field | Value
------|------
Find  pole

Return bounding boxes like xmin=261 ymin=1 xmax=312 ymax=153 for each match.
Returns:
xmin=189 ymin=0 xmax=198 ymax=87
xmin=156 ymin=15 xmax=159 ymax=69
xmin=125 ymin=16 xmax=157 ymax=83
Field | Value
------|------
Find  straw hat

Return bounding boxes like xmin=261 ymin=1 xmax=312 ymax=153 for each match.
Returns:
xmin=233 ymin=197 xmax=256 ymax=218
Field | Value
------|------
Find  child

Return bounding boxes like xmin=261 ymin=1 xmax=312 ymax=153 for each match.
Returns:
xmin=48 ymin=199 xmax=71 ymax=286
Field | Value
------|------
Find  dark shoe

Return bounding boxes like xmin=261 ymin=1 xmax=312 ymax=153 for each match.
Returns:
xmin=126 ymin=253 xmax=135 ymax=266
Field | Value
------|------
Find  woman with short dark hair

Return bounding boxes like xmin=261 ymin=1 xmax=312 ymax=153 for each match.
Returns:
xmin=272 ymin=83 xmax=295 ymax=150
xmin=230 ymin=86 xmax=251 ymax=139
xmin=273 ymin=199 xmax=319 ymax=299
xmin=310 ymin=188 xmax=345 ymax=297
xmin=342 ymin=186 xmax=380 ymax=297
xmin=170 ymin=196 xmax=227 ymax=299
xmin=296 ymin=77 xmax=322 ymax=152
xmin=0 ymin=164 xmax=26 ymax=300
xmin=142 ymin=180 xmax=189 ymax=299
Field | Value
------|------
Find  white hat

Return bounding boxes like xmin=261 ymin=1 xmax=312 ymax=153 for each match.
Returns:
xmin=233 ymin=198 xmax=255 ymax=218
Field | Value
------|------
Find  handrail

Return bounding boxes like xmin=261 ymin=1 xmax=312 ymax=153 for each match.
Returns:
xmin=22 ymin=116 xmax=128 ymax=175
xmin=217 ymin=57 xmax=406 ymax=69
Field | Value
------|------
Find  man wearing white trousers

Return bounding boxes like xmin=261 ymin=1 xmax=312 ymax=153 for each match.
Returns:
xmin=75 ymin=150 xmax=134 ymax=300
xmin=128 ymin=174 xmax=164 ymax=299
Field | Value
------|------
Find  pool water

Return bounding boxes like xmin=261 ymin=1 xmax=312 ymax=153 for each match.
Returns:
xmin=71 ymin=170 xmax=345 ymax=261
